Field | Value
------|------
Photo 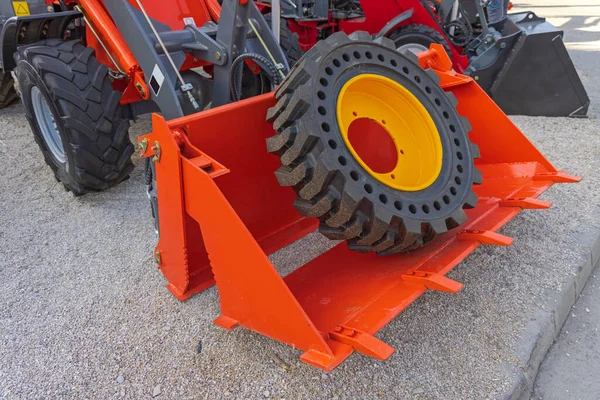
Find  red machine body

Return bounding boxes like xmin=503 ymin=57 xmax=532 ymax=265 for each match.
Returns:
xmin=263 ymin=0 xmax=470 ymax=72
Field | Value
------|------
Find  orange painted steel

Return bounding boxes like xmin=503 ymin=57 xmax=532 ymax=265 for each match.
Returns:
xmin=126 ymin=0 xmax=212 ymax=31
xmin=79 ymin=0 xmax=150 ymax=100
xmin=79 ymin=0 xmax=137 ymax=73
xmin=205 ymin=0 xmax=222 ymax=22
xmin=138 ymin=46 xmax=580 ymax=371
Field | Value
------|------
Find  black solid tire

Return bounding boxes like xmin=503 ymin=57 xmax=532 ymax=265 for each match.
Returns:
xmin=267 ymin=32 xmax=480 ymax=254
xmin=389 ymin=24 xmax=452 ymax=58
xmin=14 ymin=39 xmax=134 ymax=195
xmin=0 ymin=70 xmax=18 ymax=108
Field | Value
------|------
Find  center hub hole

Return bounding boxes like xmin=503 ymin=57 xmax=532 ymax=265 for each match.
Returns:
xmin=347 ymin=117 xmax=398 ymax=174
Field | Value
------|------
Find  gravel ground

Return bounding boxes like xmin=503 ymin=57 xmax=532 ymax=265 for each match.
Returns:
xmin=1 ymin=1 xmax=599 ymax=399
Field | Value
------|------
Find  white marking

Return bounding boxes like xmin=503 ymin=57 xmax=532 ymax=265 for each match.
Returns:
xmin=150 ymin=64 xmax=165 ymax=96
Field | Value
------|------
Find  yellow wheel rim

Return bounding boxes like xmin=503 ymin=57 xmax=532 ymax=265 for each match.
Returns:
xmin=336 ymin=74 xmax=443 ymax=192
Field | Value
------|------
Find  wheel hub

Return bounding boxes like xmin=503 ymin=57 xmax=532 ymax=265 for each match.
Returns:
xmin=397 ymin=43 xmax=429 ymax=55
xmin=336 ymin=74 xmax=443 ymax=192
xmin=30 ymin=86 xmax=65 ymax=163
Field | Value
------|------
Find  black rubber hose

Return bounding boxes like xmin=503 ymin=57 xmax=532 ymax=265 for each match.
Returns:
xmin=444 ymin=6 xmax=474 ymax=48
xmin=230 ymin=53 xmax=280 ymax=102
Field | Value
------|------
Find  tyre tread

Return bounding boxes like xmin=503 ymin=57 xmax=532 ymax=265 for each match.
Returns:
xmin=15 ymin=39 xmax=133 ymax=195
xmin=389 ymin=24 xmax=453 ymax=57
xmin=267 ymin=32 xmax=479 ymax=254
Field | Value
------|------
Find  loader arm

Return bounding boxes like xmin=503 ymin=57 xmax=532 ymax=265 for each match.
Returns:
xmin=75 ymin=0 xmax=291 ymax=118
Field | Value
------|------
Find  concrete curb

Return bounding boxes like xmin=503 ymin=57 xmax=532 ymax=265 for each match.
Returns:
xmin=507 ymin=230 xmax=600 ymax=400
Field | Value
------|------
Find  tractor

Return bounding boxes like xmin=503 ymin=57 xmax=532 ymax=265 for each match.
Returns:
xmin=0 ymin=0 xmax=580 ymax=370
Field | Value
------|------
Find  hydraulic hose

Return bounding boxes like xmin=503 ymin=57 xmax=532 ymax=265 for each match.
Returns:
xmin=444 ymin=3 xmax=475 ymax=47
xmin=445 ymin=18 xmax=473 ymax=47
xmin=230 ymin=53 xmax=280 ymax=102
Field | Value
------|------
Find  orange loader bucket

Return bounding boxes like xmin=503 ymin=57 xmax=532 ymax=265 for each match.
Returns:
xmin=137 ymin=44 xmax=579 ymax=371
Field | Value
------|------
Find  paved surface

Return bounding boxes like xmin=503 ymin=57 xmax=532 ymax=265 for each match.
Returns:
xmin=512 ymin=2 xmax=600 ymax=397
xmin=533 ymin=272 xmax=600 ymax=400
xmin=0 ymin=1 xmax=599 ymax=399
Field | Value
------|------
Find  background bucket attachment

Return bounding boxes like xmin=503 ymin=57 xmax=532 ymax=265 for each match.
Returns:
xmin=138 ymin=46 xmax=580 ymax=371
xmin=465 ymin=11 xmax=590 ymax=117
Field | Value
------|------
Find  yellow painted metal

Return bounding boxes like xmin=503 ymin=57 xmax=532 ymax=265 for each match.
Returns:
xmin=12 ymin=1 xmax=30 ymax=16
xmin=336 ymin=74 xmax=443 ymax=191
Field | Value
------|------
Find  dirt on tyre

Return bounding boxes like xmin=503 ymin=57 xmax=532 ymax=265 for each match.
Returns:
xmin=0 ymin=71 xmax=18 ymax=108
xmin=389 ymin=24 xmax=452 ymax=58
xmin=267 ymin=31 xmax=481 ymax=254
xmin=14 ymin=39 xmax=134 ymax=195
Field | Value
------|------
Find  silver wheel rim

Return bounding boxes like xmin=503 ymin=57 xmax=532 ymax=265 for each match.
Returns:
xmin=31 ymin=86 xmax=65 ymax=163
xmin=397 ymin=43 xmax=430 ymax=55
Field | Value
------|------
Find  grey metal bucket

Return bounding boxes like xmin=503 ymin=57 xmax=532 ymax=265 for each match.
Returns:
xmin=465 ymin=11 xmax=589 ymax=117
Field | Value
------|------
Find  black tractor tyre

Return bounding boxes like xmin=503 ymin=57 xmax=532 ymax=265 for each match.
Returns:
xmin=180 ymin=69 xmax=213 ymax=113
xmin=240 ymin=65 xmax=272 ymax=100
xmin=267 ymin=32 xmax=481 ymax=254
xmin=241 ymin=14 xmax=303 ymax=99
xmin=14 ymin=39 xmax=134 ymax=195
xmin=144 ymin=157 xmax=159 ymax=234
xmin=266 ymin=14 xmax=303 ymax=69
xmin=389 ymin=24 xmax=452 ymax=58
xmin=0 ymin=71 xmax=18 ymax=108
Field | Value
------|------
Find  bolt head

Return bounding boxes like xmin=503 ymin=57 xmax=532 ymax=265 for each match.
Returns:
xmin=135 ymin=82 xmax=147 ymax=98
xmin=151 ymin=141 xmax=161 ymax=162
xmin=138 ymin=138 xmax=148 ymax=155
xmin=215 ymin=51 xmax=221 ymax=60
